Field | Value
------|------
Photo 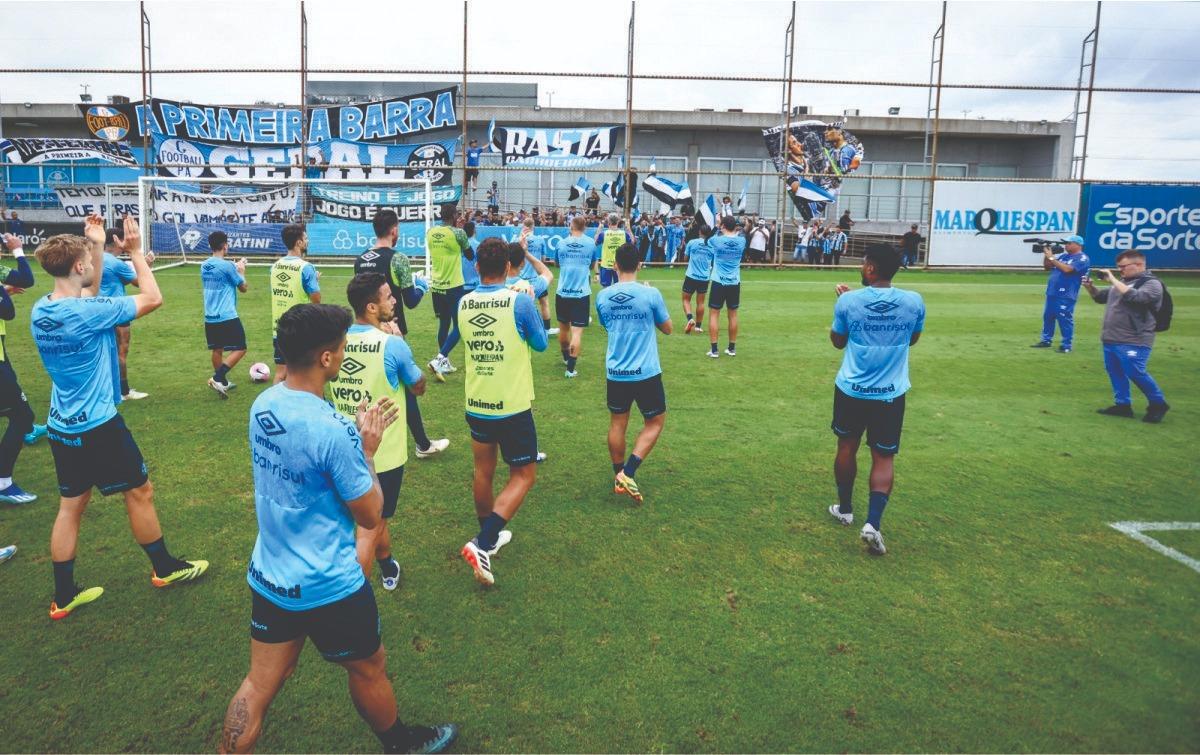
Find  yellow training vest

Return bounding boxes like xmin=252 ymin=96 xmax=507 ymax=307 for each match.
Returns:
xmin=427 ymin=225 xmax=465 ymax=292
xmin=599 ymin=229 xmax=625 ymax=270
xmin=270 ymin=256 xmax=310 ymax=335
xmin=459 ymin=288 xmax=534 ymax=417
xmin=325 ymin=327 xmax=408 ymax=472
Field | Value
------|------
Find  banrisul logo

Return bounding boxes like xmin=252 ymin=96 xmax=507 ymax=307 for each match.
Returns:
xmin=864 ymin=300 xmax=899 ymax=314
xmin=468 ymin=313 xmax=497 ymax=330
xmin=935 ymin=207 xmax=1076 ymax=236
xmin=609 ymin=292 xmax=634 ymax=305
xmin=340 ymin=357 xmax=366 ymax=376
xmin=254 ymin=410 xmax=286 ymax=437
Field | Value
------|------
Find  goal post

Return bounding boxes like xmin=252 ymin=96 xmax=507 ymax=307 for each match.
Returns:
xmin=137 ymin=176 xmax=438 ymax=276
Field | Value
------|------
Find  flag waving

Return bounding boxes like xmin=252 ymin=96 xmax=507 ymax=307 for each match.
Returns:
xmin=568 ymin=176 xmax=592 ymax=202
xmin=736 ymin=179 xmax=749 ymax=213
xmin=698 ymin=195 xmax=718 ymax=229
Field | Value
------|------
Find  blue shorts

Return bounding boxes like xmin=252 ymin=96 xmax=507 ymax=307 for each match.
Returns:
xmin=466 ymin=409 xmax=538 ymax=467
xmin=599 ymin=268 xmax=618 ymax=288
xmin=250 ymin=581 xmax=380 ymax=663
xmin=48 ymin=414 xmax=149 ymax=497
xmin=709 ymin=282 xmax=741 ymax=310
xmin=432 ymin=286 xmax=465 ymax=319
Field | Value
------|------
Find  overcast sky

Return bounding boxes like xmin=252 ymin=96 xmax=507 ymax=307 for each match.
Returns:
xmin=1 ymin=0 xmax=1197 ymax=179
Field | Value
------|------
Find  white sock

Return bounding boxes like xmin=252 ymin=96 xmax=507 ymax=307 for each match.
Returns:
xmin=0 ymin=477 xmax=13 ymax=489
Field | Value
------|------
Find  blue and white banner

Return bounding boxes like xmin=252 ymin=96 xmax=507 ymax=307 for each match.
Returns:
xmin=929 ymin=180 xmax=1081 ymax=267
xmin=1 ymin=137 xmax=137 ymax=166
xmin=150 ymin=222 xmax=289 ymax=255
xmin=307 ymin=221 xmax=427 ymax=257
xmin=54 ymin=185 xmax=140 ymax=219
xmin=317 ymin=137 xmax=458 ymax=183
xmin=489 ymin=122 xmax=623 ymax=167
xmin=1083 ymin=184 xmax=1200 ymax=269
xmin=568 ymin=176 xmax=591 ymax=202
xmin=311 ymin=183 xmax=461 ymax=206
xmin=698 ymin=195 xmax=718 ymax=229
xmin=83 ymin=88 xmax=457 ymax=144
xmin=148 ymin=184 xmax=299 ymax=224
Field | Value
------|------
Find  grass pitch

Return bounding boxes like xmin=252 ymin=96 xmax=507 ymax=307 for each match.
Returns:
xmin=0 ymin=265 xmax=1196 ymax=753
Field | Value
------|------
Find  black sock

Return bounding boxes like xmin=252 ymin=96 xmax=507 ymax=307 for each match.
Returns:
xmin=542 ymin=318 xmax=551 ymax=330
xmin=476 ymin=512 xmax=508 ymax=551
xmin=141 ymin=537 xmax=189 ymax=576
xmin=406 ymin=391 xmax=431 ymax=451
xmin=686 ymin=312 xmax=694 ymax=321
xmin=377 ymin=556 xmax=399 ymax=579
xmin=561 ymin=346 xmax=570 ymax=361
xmin=478 ymin=516 xmax=488 ymax=528
xmin=613 ymin=462 xmax=623 ymax=474
xmin=837 ymin=482 xmax=853 ymax=513
xmin=710 ymin=342 xmax=718 ymax=354
xmin=214 ymin=364 xmax=231 ymax=384
xmin=120 ymin=378 xmax=130 ymax=395
xmin=566 ymin=356 xmax=578 ymax=371
xmin=376 ymin=718 xmax=434 ymax=754
xmin=623 ymin=454 xmax=643 ymax=478
xmin=728 ymin=341 xmax=736 ymax=351
xmin=53 ymin=559 xmax=78 ymax=606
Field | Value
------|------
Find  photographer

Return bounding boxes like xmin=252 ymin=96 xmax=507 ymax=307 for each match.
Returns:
xmin=1031 ymin=234 xmax=1089 ymax=353
xmin=1083 ymin=251 xmax=1170 ymax=423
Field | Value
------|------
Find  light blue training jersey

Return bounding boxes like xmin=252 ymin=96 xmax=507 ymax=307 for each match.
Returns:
xmin=684 ymin=238 xmax=714 ymax=281
xmin=100 ymin=252 xmax=136 ymax=299
xmin=462 ymin=239 xmax=481 ymax=291
xmin=831 ymin=286 xmax=926 ymax=399
xmin=709 ymin=233 xmax=746 ymax=286
xmin=596 ymin=281 xmax=670 ymax=382
xmin=30 ymin=294 xmax=137 ymax=433
xmin=556 ymin=234 xmax=599 ymax=298
xmin=247 ymin=384 xmax=374 ymax=610
xmin=200 ymin=256 xmax=245 ymax=323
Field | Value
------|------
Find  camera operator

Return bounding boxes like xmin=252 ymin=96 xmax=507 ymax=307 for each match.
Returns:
xmin=1031 ymin=234 xmax=1089 ymax=353
xmin=1082 ymin=251 xmax=1170 ymax=423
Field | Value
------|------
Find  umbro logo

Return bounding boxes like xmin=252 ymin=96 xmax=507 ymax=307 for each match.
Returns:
xmin=254 ymin=410 xmax=287 ymax=437
xmin=33 ymin=316 xmax=62 ymax=332
xmin=609 ymin=292 xmax=634 ymax=305
xmin=468 ymin=313 xmax=497 ymax=329
xmin=275 ymin=271 xmax=292 ymax=284
xmin=340 ymin=358 xmax=366 ymax=376
xmin=864 ymin=300 xmax=900 ymax=314
xmin=361 ymin=251 xmax=380 ymax=262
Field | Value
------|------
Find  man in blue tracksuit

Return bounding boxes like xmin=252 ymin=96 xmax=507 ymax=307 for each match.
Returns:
xmin=1032 ymin=234 xmax=1089 ymax=354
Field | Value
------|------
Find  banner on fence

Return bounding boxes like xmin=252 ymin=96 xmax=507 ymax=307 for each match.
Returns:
xmin=1082 ymin=184 xmax=1200 ymax=269
xmin=473 ymin=225 xmax=573 ymax=259
xmin=928 ymin=181 xmax=1082 ymax=266
xmin=306 ymin=221 xmax=427 ymax=257
xmin=82 ymin=87 xmax=457 ymax=144
xmin=150 ymin=222 xmax=290 ymax=255
xmin=54 ymin=185 xmax=140 ymax=219
xmin=2 ymin=222 xmax=81 ymax=248
xmin=1 ymin=138 xmax=137 ymax=166
xmin=148 ymin=185 xmax=298 ymax=224
xmin=762 ymin=120 xmax=863 ymax=220
xmin=311 ymin=183 xmax=460 ymax=207
xmin=317 ymin=137 xmax=458 ymax=182
xmin=488 ymin=122 xmax=623 ymax=167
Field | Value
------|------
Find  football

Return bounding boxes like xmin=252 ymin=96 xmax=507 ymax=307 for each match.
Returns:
xmin=248 ymin=362 xmax=271 ymax=382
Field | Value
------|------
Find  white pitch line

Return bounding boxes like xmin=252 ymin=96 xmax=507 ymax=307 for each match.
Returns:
xmin=1109 ymin=521 xmax=1200 ymax=575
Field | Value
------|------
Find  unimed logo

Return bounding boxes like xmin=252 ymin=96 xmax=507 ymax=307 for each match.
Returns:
xmin=254 ymin=410 xmax=286 ymax=437
xmin=468 ymin=313 xmax=497 ymax=329
xmin=864 ymin=300 xmax=900 ymax=314
xmin=340 ymin=358 xmax=366 ymax=376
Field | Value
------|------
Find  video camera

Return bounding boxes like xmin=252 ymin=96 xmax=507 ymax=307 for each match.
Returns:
xmin=1024 ymin=238 xmax=1065 ymax=255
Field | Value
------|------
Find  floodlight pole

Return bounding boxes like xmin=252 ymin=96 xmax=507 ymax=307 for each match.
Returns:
xmin=922 ymin=1 xmax=946 ymax=270
xmin=139 ymin=1 xmax=152 ymax=177
xmin=777 ymin=2 xmax=796 ymax=266
xmin=622 ymin=1 xmax=635 ymax=225
xmin=462 ymin=0 xmax=469 ymax=199
xmin=300 ymin=1 xmax=308 ymax=149
xmin=1076 ymin=2 xmax=1102 ymax=183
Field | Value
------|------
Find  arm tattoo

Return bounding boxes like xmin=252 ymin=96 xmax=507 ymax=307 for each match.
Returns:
xmin=221 ymin=696 xmax=250 ymax=753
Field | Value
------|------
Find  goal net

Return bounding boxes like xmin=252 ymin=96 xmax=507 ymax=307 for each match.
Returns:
xmin=137 ymin=176 xmax=439 ymax=274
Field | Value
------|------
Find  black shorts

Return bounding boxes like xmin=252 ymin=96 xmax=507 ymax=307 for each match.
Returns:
xmin=682 ymin=276 xmax=710 ymax=295
xmin=0 ymin=359 xmax=33 ymax=429
xmin=205 ymin=318 xmax=247 ymax=351
xmin=466 ymin=409 xmax=538 ymax=467
xmin=599 ymin=268 xmax=618 ymax=288
xmin=708 ymin=282 xmax=741 ymax=310
xmin=432 ymin=286 xmax=465 ymax=319
xmin=272 ymin=337 xmax=285 ymax=365
xmin=249 ymin=582 xmax=381 ymax=663
xmin=555 ymin=294 xmax=591 ymax=328
xmin=466 ymin=168 xmax=479 ymax=181
xmin=378 ymin=465 xmax=404 ymax=519
xmin=48 ymin=414 xmax=149 ymax=497
xmin=831 ymin=387 xmax=906 ymax=455
xmin=607 ymin=374 xmax=667 ymax=418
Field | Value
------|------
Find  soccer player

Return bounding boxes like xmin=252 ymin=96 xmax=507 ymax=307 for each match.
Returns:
xmin=506 ymin=241 xmax=552 ymax=300
xmin=681 ymin=223 xmax=714 ymax=335
xmin=706 ymin=215 xmax=747 ymax=357
xmin=520 ymin=217 xmax=557 ymax=334
xmin=355 ymin=210 xmax=448 ymax=460
xmin=426 ymin=204 xmax=469 ymax=381
xmin=595 ymin=213 xmax=632 ymax=288
xmin=270 ymin=224 xmax=321 ymax=384
xmin=596 ymin=243 xmax=672 ymax=503
xmin=328 ymin=274 xmax=427 ymax=591
xmin=33 ymin=216 xmax=208 ymax=620
xmin=555 ymin=215 xmax=599 ymax=378
xmin=201 ymin=231 xmax=249 ymax=398
xmin=221 ymin=304 xmax=456 ymax=755
xmin=827 ymin=244 xmax=925 ymax=556
xmin=462 ymin=221 xmax=481 ymax=294
xmin=458 ymin=239 xmax=548 ymax=586
xmin=103 ymin=227 xmax=149 ymax=400
xmin=0 ymin=233 xmax=39 ymax=503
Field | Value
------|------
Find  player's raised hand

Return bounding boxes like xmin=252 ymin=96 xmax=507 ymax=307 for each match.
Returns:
xmin=834 ymin=283 xmax=851 ymax=297
xmin=83 ymin=214 xmax=106 ymax=246
xmin=118 ymin=215 xmax=142 ymax=254
xmin=2 ymin=234 xmax=21 ymax=252
xmin=235 ymin=257 xmax=248 ymax=274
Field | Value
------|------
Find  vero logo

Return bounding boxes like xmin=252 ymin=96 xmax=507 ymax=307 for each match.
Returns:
xmin=468 ymin=313 xmax=498 ymax=329
xmin=33 ymin=316 xmax=62 ymax=332
xmin=864 ymin=300 xmax=900 ymax=314
xmin=254 ymin=410 xmax=286 ymax=437
xmin=340 ymin=358 xmax=366 ymax=376
xmin=609 ymin=292 xmax=634 ymax=305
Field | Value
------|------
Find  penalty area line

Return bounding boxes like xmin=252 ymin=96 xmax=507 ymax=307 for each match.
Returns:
xmin=1109 ymin=521 xmax=1200 ymax=575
